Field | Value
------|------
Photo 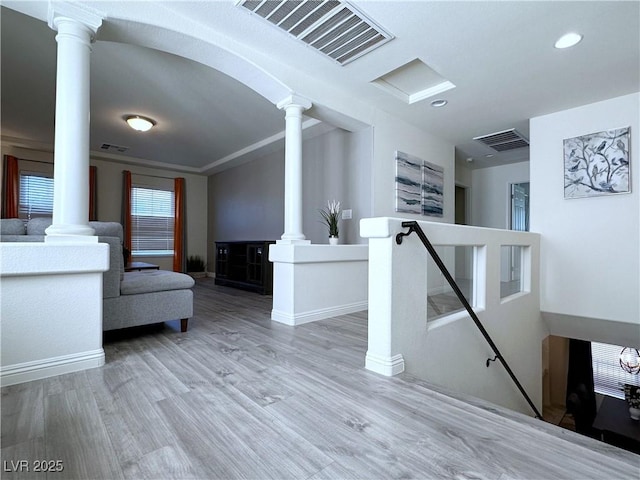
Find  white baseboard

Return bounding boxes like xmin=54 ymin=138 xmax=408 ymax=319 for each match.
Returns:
xmin=0 ymin=349 xmax=105 ymax=387
xmin=365 ymin=352 xmax=405 ymax=376
xmin=271 ymin=301 xmax=368 ymax=326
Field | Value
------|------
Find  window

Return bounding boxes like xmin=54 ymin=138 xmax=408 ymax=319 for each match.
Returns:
xmin=19 ymin=173 xmax=54 ymax=221
xmin=131 ymin=186 xmax=174 ymax=256
xmin=592 ymin=342 xmax=640 ymax=399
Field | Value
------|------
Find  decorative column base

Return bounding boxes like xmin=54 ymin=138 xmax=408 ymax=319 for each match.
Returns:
xmin=45 ymin=224 xmax=96 ymax=241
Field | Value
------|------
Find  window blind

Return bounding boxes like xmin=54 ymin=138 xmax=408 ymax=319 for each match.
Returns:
xmin=592 ymin=342 xmax=640 ymax=399
xmin=131 ymin=186 xmax=174 ymax=256
xmin=19 ymin=173 xmax=54 ymax=220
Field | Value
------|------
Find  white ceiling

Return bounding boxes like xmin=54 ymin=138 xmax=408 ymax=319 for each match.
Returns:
xmin=2 ymin=1 xmax=639 ymax=172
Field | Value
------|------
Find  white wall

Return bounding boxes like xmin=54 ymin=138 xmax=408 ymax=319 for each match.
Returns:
xmin=302 ymin=128 xmax=372 ymax=244
xmin=371 ymin=111 xmax=455 ymax=223
xmin=530 ymin=93 xmax=639 ymax=342
xmin=470 ymin=161 xmax=529 ymax=229
xmin=91 ymin=158 xmax=208 ymax=271
xmin=207 ymin=127 xmax=373 ymax=270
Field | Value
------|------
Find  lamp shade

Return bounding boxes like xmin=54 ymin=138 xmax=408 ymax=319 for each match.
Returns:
xmin=126 ymin=115 xmax=155 ymax=132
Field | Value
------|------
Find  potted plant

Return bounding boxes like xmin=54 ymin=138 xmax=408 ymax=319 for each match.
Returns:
xmin=319 ymin=200 xmax=340 ymax=245
xmin=623 ymin=383 xmax=640 ymax=420
xmin=186 ymin=255 xmax=206 ymax=279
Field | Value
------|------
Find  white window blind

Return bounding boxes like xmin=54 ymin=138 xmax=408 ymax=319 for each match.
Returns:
xmin=19 ymin=173 xmax=54 ymax=220
xmin=131 ymin=186 xmax=174 ymax=256
xmin=592 ymin=342 xmax=640 ymax=399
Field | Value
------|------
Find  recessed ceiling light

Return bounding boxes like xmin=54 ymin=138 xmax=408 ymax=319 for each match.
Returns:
xmin=554 ymin=32 xmax=583 ymax=49
xmin=486 ymin=154 xmax=494 ymax=158
xmin=126 ymin=115 xmax=155 ymax=132
xmin=430 ymin=99 xmax=448 ymax=108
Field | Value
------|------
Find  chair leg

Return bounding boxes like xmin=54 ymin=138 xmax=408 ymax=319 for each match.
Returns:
xmin=180 ymin=318 xmax=189 ymax=332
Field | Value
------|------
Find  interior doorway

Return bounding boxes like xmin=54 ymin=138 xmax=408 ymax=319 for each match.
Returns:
xmin=510 ymin=182 xmax=530 ymax=232
xmin=507 ymin=182 xmax=530 ymax=282
xmin=455 ymin=185 xmax=468 ymax=225
xmin=454 ymin=185 xmax=470 ymax=282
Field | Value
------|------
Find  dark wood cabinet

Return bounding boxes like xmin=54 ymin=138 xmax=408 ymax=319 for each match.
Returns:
xmin=215 ymin=241 xmax=274 ymax=294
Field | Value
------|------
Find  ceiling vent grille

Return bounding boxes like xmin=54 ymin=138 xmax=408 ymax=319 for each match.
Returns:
xmin=473 ymin=129 xmax=529 ymax=152
xmin=100 ymin=143 xmax=129 ymax=153
xmin=238 ymin=0 xmax=393 ymax=65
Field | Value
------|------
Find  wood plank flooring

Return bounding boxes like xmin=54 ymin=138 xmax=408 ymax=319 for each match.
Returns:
xmin=2 ymin=278 xmax=638 ymax=479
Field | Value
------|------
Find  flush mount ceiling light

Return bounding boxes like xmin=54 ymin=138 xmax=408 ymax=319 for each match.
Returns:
xmin=126 ymin=115 xmax=155 ymax=132
xmin=554 ymin=32 xmax=583 ymax=49
xmin=430 ymin=99 xmax=448 ymax=108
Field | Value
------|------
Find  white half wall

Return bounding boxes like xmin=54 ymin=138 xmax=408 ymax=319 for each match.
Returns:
xmin=530 ymin=92 xmax=639 ymax=345
xmin=0 ymin=242 xmax=109 ymax=386
xmin=269 ymin=244 xmax=368 ymax=325
xmin=361 ymin=217 xmax=546 ymax=416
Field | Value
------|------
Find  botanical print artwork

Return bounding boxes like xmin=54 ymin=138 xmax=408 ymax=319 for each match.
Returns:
xmin=395 ymin=151 xmax=422 ymax=214
xmin=422 ymin=160 xmax=444 ymax=217
xmin=563 ymin=127 xmax=630 ymax=199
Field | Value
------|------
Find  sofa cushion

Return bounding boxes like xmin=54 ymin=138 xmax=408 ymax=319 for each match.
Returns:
xmin=0 ymin=234 xmax=43 ymax=242
xmin=120 ymin=270 xmax=195 ymax=296
xmin=89 ymin=221 xmax=123 ymax=241
xmin=0 ymin=218 xmax=26 ymax=235
xmin=26 ymin=217 xmax=53 ymax=235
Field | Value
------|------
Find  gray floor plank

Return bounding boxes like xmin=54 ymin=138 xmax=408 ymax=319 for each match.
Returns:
xmin=1 ymin=279 xmax=638 ymax=479
xmin=0 ymin=438 xmax=47 ymax=480
xmin=44 ymin=387 xmax=124 ymax=479
xmin=1 ymin=380 xmax=44 ymax=448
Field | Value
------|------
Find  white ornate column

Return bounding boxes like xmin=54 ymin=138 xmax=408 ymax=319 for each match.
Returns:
xmin=276 ymin=94 xmax=312 ymax=244
xmin=45 ymin=2 xmax=102 ymax=240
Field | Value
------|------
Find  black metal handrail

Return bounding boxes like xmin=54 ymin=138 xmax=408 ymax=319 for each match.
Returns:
xmin=396 ymin=221 xmax=543 ymax=420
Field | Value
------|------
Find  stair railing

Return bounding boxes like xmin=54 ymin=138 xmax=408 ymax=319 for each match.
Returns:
xmin=396 ymin=220 xmax=543 ymax=420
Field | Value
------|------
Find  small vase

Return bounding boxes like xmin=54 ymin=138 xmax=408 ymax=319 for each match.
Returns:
xmin=329 ymin=236 xmax=339 ymax=245
xmin=630 ymin=406 xmax=640 ymax=420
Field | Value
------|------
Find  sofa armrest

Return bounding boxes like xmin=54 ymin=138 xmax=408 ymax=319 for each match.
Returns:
xmin=99 ymin=236 xmax=123 ymax=299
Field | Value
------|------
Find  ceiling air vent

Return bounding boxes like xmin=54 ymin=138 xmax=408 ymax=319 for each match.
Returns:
xmin=238 ymin=0 xmax=393 ymax=65
xmin=100 ymin=143 xmax=129 ymax=153
xmin=473 ymin=129 xmax=529 ymax=152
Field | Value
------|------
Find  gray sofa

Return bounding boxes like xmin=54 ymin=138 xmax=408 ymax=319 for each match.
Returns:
xmin=1 ymin=217 xmax=194 ymax=332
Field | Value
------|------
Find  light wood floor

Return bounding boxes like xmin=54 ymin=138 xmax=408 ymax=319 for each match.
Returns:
xmin=2 ymin=278 xmax=638 ymax=479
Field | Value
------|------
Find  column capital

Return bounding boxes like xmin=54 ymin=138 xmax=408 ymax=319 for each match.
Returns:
xmin=277 ymin=94 xmax=312 ymax=111
xmin=48 ymin=1 xmax=103 ymax=40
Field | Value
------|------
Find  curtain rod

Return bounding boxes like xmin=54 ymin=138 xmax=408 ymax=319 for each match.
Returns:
xmin=14 ymin=158 xmax=182 ymax=180
xmin=16 ymin=158 xmax=52 ymax=166
xmin=130 ymin=172 xmax=183 ymax=181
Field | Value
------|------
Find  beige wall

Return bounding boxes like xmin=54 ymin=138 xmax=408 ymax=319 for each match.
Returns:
xmin=91 ymin=158 xmax=208 ymax=270
xmin=1 ymin=145 xmax=208 ymax=271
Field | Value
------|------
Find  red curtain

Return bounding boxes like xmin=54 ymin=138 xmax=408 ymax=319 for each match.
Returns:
xmin=173 ymin=177 xmax=186 ymax=272
xmin=89 ymin=165 xmax=97 ymax=221
xmin=122 ymin=170 xmax=132 ymax=253
xmin=2 ymin=155 xmax=19 ymax=218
